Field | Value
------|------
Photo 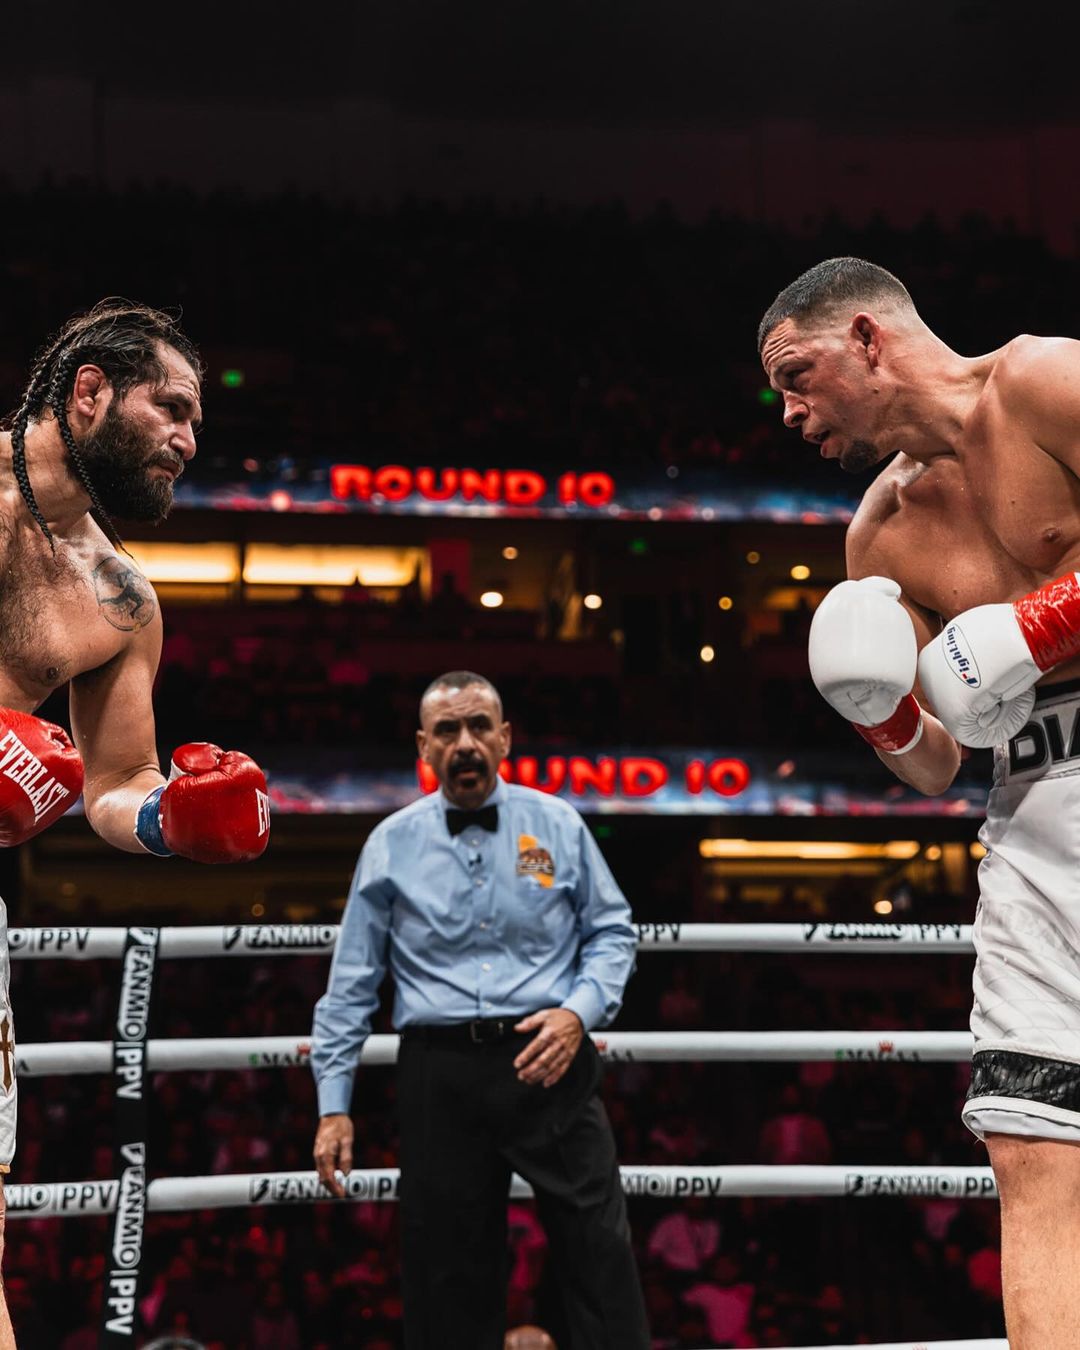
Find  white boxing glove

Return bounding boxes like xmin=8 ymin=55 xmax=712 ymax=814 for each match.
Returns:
xmin=917 ymin=605 xmax=1040 ymax=749
xmin=809 ymin=577 xmax=924 ymax=754
xmin=915 ymin=572 xmax=1080 ymax=749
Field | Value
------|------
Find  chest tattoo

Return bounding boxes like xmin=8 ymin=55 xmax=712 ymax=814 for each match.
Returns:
xmin=93 ymin=556 xmax=156 ymax=631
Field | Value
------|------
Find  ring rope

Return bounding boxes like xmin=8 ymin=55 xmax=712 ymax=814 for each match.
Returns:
xmin=100 ymin=927 xmax=159 ymax=1344
xmin=4 ymin=926 xmax=989 ymax=1346
xmin=9 ymin=929 xmax=992 ymax=1347
xmin=5 ymin=921 xmax=976 ymax=961
xmin=12 ymin=1029 xmax=974 ymax=1078
xmin=734 ymin=1341 xmax=1006 ymax=1350
xmin=4 ymin=1164 xmax=999 ymax=1219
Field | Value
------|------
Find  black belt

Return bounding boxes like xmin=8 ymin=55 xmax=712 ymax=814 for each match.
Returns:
xmin=401 ymin=1017 xmax=529 ymax=1046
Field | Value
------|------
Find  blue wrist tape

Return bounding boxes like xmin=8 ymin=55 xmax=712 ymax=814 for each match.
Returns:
xmin=135 ymin=786 xmax=172 ymax=858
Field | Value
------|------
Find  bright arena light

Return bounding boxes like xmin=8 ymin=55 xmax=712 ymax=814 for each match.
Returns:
xmin=700 ymin=645 xmax=716 ymax=663
xmin=126 ymin=542 xmax=239 ymax=584
xmin=718 ymin=596 xmax=734 ymax=611
xmin=243 ymin=544 xmax=424 ymax=588
xmin=790 ymin=564 xmax=811 ymax=581
xmin=480 ymin=591 xmax=504 ymax=608
xmin=746 ymin=550 xmax=761 ymax=564
xmin=699 ymin=840 xmax=921 ymax=861
xmin=502 ymin=546 xmax=519 ymax=560
xmin=873 ymin=899 xmax=895 ymax=916
xmin=583 ymin=593 xmax=603 ymax=610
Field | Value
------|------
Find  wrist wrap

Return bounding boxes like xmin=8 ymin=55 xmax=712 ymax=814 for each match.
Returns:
xmin=1014 ymin=572 xmax=1080 ymax=672
xmin=854 ymin=693 xmax=924 ymax=755
xmin=134 ymin=786 xmax=173 ymax=857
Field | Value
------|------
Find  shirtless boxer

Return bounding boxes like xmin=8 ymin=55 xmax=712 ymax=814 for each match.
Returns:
xmin=760 ymin=257 xmax=1080 ymax=1349
xmin=0 ymin=299 xmax=270 ymax=1344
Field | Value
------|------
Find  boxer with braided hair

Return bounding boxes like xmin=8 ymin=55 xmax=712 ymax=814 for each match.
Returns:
xmin=6 ymin=299 xmax=200 ymax=547
xmin=0 ymin=300 xmax=270 ymax=1345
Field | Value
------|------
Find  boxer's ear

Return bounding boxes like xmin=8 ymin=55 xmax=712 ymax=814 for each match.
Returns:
xmin=851 ymin=313 xmax=883 ymax=369
xmin=69 ymin=364 xmax=110 ymax=425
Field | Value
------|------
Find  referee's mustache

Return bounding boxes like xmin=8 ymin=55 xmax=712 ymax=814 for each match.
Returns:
xmin=449 ymin=754 xmax=486 ymax=776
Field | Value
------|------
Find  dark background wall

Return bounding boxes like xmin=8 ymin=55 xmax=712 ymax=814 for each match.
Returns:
xmin=6 ymin=1 xmax=1080 ymax=250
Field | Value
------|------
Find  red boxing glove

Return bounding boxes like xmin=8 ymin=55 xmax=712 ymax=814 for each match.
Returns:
xmin=0 ymin=709 xmax=84 ymax=846
xmin=137 ymin=743 xmax=270 ymax=863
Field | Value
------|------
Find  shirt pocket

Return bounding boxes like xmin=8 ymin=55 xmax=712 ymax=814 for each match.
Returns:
xmin=515 ymin=876 xmax=574 ymax=957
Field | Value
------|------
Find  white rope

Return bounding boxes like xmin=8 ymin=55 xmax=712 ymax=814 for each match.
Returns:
xmin=4 ymin=1165 xmax=999 ymax=1218
xmin=11 ymin=1029 xmax=974 ymax=1078
xmin=5 ymin=921 xmax=976 ymax=961
xmin=632 ymin=922 xmax=973 ymax=952
xmin=727 ymin=1342 xmax=1006 ymax=1350
xmin=584 ymin=1030 xmax=971 ymax=1064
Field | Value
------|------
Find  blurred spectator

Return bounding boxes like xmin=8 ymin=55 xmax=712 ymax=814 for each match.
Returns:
xmin=809 ymin=1284 xmax=857 ymax=1345
xmin=657 ymin=965 xmax=704 ymax=1030
xmin=504 ymin=1328 xmax=557 ymax=1350
xmin=647 ymin=1197 xmax=720 ymax=1275
xmin=250 ymin=1282 xmax=302 ymax=1350
xmin=427 ymin=571 xmax=473 ymax=637
xmin=758 ymin=1085 xmax=833 ymax=1166
xmin=508 ymin=1203 xmax=549 ymax=1295
xmin=682 ymin=1253 xmax=757 ymax=1348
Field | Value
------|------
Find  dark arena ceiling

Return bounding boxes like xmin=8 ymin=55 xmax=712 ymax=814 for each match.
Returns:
xmin=9 ymin=0 xmax=1079 ymax=132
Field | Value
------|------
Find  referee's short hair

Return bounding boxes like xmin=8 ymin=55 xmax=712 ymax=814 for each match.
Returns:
xmin=419 ymin=671 xmax=502 ymax=719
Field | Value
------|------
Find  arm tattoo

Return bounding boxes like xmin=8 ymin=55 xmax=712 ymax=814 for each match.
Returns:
xmin=92 ymin=556 xmax=156 ymax=631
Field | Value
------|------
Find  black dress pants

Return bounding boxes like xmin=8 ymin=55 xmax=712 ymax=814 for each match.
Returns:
xmin=396 ymin=1029 xmax=650 ymax=1350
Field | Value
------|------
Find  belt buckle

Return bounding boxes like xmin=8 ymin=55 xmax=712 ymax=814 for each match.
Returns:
xmin=469 ymin=1018 xmax=503 ymax=1044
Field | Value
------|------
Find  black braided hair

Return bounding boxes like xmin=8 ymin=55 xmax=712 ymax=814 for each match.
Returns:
xmin=46 ymin=349 xmax=124 ymax=549
xmin=9 ymin=346 xmax=62 ymax=545
xmin=3 ymin=299 xmax=203 ymax=550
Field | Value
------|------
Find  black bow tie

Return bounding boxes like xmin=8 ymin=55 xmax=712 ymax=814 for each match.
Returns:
xmin=446 ymin=805 xmax=498 ymax=836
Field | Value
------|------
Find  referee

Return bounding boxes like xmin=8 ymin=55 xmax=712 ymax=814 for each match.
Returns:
xmin=311 ymin=670 xmax=650 ymax=1349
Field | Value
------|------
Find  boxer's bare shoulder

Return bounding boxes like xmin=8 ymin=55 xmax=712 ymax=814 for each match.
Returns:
xmin=954 ymin=335 xmax=1080 ymax=587
xmin=981 ymin=333 xmax=1080 ymax=460
xmin=846 ymin=335 xmax=1080 ymax=625
xmin=987 ymin=331 xmax=1080 ymax=393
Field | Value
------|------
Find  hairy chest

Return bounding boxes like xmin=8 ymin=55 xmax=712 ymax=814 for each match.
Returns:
xmin=0 ymin=540 xmax=156 ymax=709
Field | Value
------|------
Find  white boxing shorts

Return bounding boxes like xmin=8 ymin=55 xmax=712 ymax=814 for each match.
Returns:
xmin=0 ymin=898 xmax=15 ymax=1171
xmin=965 ymin=679 xmax=1080 ymax=1142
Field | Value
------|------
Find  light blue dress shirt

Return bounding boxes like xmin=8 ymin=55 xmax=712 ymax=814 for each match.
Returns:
xmin=311 ymin=776 xmax=638 ymax=1115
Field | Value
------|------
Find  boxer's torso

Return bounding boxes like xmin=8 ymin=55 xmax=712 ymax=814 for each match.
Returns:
xmin=851 ymin=335 xmax=1080 ymax=684
xmin=0 ymin=477 xmax=156 ymax=714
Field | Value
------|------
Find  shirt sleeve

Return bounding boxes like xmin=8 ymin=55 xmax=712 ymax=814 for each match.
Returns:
xmin=560 ymin=818 xmax=638 ymax=1031
xmin=310 ymin=827 xmax=394 ymax=1115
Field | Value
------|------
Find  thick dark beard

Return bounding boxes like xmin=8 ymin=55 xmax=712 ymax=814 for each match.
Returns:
xmin=839 ymin=439 xmax=882 ymax=474
xmin=74 ymin=400 xmax=180 ymax=523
